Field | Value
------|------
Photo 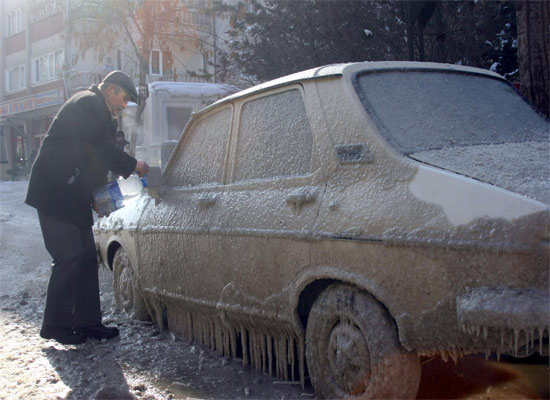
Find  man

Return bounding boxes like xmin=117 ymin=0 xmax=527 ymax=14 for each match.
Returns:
xmin=25 ymin=71 xmax=149 ymax=345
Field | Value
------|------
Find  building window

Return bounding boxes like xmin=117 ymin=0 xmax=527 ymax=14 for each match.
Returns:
xmin=7 ymin=8 xmax=24 ymax=36
xmin=30 ymin=0 xmax=62 ymax=23
xmin=182 ymin=10 xmax=210 ymax=28
xmin=33 ymin=50 xmax=64 ymax=83
xmin=150 ymin=51 xmax=160 ymax=75
xmin=6 ymin=65 xmax=26 ymax=92
xmin=149 ymin=50 xmax=173 ymax=76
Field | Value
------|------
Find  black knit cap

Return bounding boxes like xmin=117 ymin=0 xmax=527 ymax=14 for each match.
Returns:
xmin=102 ymin=70 xmax=138 ymax=102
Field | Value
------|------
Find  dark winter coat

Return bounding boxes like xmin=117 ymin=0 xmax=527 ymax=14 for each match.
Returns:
xmin=25 ymin=85 xmax=137 ymax=227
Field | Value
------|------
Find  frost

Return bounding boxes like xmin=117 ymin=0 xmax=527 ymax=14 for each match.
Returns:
xmin=411 ymin=141 xmax=550 ymax=204
xmin=363 ymin=29 xmax=373 ymax=37
xmin=457 ymin=288 xmax=549 ymax=357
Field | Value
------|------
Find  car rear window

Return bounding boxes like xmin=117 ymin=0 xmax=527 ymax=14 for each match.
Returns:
xmin=355 ymin=70 xmax=549 ymax=155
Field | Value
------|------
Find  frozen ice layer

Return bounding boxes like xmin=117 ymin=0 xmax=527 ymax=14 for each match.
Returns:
xmin=456 ymin=287 xmax=549 ymax=356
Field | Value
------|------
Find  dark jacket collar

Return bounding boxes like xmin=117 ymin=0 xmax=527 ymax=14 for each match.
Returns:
xmin=89 ymin=84 xmax=115 ymax=120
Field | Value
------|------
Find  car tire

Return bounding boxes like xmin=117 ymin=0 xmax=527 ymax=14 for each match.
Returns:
xmin=113 ymin=247 xmax=149 ymax=321
xmin=305 ymin=283 xmax=421 ymax=399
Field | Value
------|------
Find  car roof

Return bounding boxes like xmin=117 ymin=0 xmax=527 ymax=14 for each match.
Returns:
xmin=194 ymin=61 xmax=505 ymax=118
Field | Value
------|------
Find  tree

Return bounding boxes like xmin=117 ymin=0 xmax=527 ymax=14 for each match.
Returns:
xmin=226 ymin=0 xmax=408 ymax=82
xmin=401 ymin=1 xmax=438 ymax=61
xmin=69 ymin=0 xmax=217 ymax=152
xmin=225 ymin=0 xmax=520 ymax=83
xmin=516 ymin=0 xmax=549 ymax=118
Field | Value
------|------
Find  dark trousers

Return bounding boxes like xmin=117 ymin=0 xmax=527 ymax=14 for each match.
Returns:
xmin=38 ymin=211 xmax=102 ymax=329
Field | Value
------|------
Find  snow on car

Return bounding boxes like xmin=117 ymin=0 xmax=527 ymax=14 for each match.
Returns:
xmin=94 ymin=61 xmax=549 ymax=399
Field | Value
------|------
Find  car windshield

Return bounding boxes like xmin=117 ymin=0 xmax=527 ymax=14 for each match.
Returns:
xmin=354 ymin=70 xmax=549 ymax=155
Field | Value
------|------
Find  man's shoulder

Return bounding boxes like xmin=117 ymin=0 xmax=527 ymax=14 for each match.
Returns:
xmin=69 ymin=86 xmax=101 ymax=105
xmin=63 ymin=86 xmax=109 ymax=116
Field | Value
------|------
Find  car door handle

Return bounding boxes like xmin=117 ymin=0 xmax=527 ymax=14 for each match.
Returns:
xmin=286 ymin=189 xmax=318 ymax=207
xmin=198 ymin=194 xmax=218 ymax=208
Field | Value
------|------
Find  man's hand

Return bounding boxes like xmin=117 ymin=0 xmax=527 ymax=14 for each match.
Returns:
xmin=135 ymin=160 xmax=150 ymax=177
xmin=92 ymin=201 xmax=110 ymax=218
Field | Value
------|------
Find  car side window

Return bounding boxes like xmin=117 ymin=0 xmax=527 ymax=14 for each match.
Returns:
xmin=167 ymin=107 xmax=231 ymax=187
xmin=233 ymin=89 xmax=312 ymax=182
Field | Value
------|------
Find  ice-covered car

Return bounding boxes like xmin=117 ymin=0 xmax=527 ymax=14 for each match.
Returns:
xmin=94 ymin=61 xmax=549 ymax=399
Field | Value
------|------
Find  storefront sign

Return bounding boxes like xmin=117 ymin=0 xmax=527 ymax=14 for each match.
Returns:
xmin=0 ymin=88 xmax=64 ymax=117
xmin=0 ymin=96 xmax=34 ymax=116
xmin=35 ymin=88 xmax=64 ymax=109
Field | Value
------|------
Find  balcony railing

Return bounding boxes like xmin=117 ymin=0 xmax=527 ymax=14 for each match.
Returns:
xmin=64 ymin=70 xmax=213 ymax=96
xmin=134 ymin=73 xmax=213 ymax=84
xmin=66 ymin=71 xmax=103 ymax=94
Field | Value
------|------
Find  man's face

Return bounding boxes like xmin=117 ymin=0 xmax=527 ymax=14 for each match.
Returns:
xmin=105 ymin=85 xmax=130 ymax=116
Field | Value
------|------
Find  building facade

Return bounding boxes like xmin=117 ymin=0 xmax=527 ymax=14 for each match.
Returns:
xmin=0 ymin=0 xmax=231 ymax=180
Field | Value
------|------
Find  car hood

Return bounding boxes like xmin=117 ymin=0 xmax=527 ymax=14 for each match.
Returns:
xmin=410 ymin=141 xmax=550 ymax=205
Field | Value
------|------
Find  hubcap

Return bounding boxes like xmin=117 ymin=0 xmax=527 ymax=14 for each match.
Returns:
xmin=327 ymin=317 xmax=371 ymax=394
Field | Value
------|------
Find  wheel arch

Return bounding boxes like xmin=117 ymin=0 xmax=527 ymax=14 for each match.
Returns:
xmin=106 ymin=240 xmax=122 ymax=271
xmin=293 ymin=267 xmax=412 ymax=349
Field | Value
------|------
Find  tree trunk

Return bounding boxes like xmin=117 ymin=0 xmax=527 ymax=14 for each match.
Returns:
xmin=516 ymin=0 xmax=550 ymax=118
xmin=129 ymin=60 xmax=148 ymax=158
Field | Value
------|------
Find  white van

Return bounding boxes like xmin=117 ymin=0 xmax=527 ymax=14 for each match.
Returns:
xmin=121 ymin=82 xmax=235 ymax=169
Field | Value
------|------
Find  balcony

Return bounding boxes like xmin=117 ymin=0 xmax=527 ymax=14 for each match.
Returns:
xmin=142 ymin=73 xmax=212 ymax=84
xmin=66 ymin=71 xmax=103 ymax=95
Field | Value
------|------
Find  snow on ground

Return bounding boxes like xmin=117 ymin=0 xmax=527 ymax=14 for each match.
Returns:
xmin=0 ymin=180 xmax=313 ymax=400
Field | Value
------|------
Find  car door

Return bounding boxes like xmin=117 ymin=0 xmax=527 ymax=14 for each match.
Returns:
xmin=136 ymin=105 xmax=234 ymax=304
xmin=209 ymin=86 xmax=325 ymax=321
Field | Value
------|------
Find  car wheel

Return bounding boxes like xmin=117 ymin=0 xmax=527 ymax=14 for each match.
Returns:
xmin=113 ymin=247 xmax=149 ymax=320
xmin=305 ymin=283 xmax=421 ymax=399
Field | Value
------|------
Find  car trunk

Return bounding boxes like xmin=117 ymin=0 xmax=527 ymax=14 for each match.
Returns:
xmin=409 ymin=140 xmax=550 ymax=205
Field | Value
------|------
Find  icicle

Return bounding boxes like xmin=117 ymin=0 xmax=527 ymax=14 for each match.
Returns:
xmin=230 ymin=328 xmax=237 ymax=359
xmin=261 ymin=332 xmax=267 ymax=373
xmin=538 ymin=327 xmax=544 ymax=355
xmin=496 ymin=351 xmax=501 ymax=362
xmin=186 ymin=311 xmax=193 ymax=342
xmin=257 ymin=331 xmax=263 ymax=371
xmin=209 ymin=319 xmax=215 ymax=351
xmin=223 ymin=326 xmax=230 ymax=357
xmin=241 ymin=326 xmax=248 ymax=366
xmin=255 ymin=331 xmax=262 ymax=371
xmin=267 ymin=334 xmax=273 ymax=377
xmin=514 ymin=329 xmax=520 ymax=357
xmin=289 ymin=336 xmax=296 ymax=382
xmin=283 ymin=336 xmax=289 ymax=381
xmin=449 ymin=347 xmax=459 ymax=364
xmin=483 ymin=325 xmax=489 ymax=340
xmin=298 ymin=334 xmax=306 ymax=389
xmin=217 ymin=322 xmax=222 ymax=354
xmin=276 ymin=337 xmax=283 ymax=379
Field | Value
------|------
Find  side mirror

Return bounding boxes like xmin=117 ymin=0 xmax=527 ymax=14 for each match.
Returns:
xmin=145 ymin=166 xmax=163 ymax=205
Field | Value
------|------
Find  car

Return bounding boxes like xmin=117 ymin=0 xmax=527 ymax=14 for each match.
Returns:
xmin=94 ymin=61 xmax=549 ymax=399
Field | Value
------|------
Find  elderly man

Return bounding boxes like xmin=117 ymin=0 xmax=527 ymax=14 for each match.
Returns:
xmin=25 ymin=71 xmax=149 ymax=345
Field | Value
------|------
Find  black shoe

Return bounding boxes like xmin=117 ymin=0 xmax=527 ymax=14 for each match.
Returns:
xmin=75 ymin=324 xmax=119 ymax=340
xmin=40 ymin=326 xmax=87 ymax=345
